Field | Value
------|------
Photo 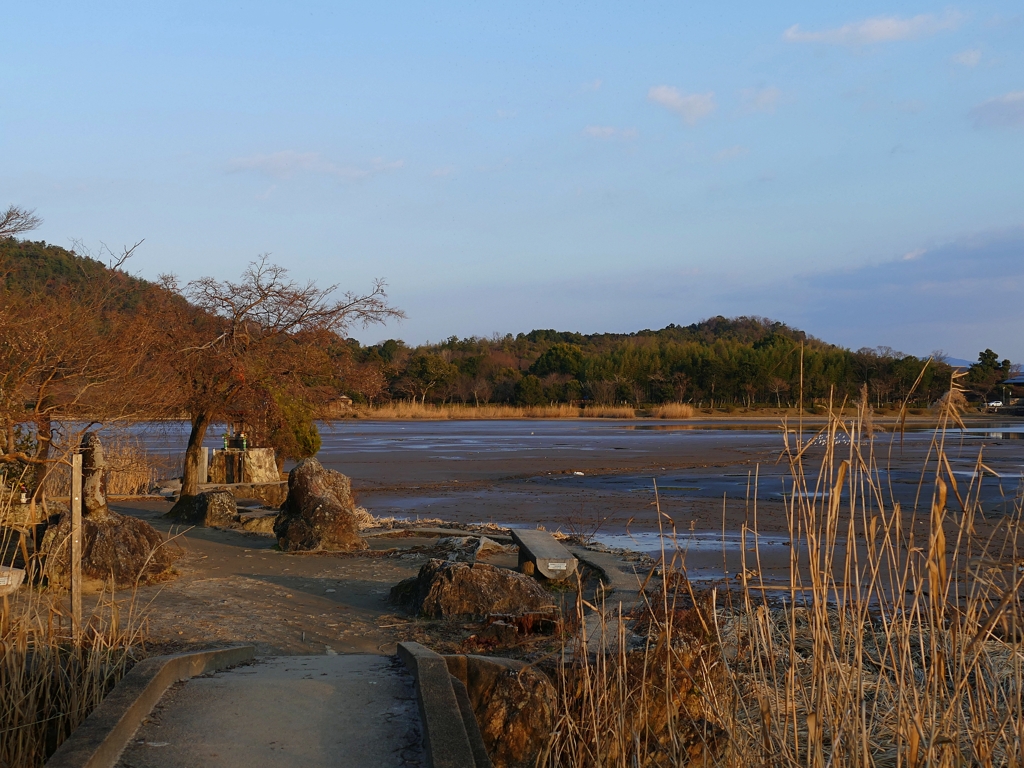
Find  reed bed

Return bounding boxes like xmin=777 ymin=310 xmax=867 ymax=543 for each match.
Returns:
xmin=42 ymin=437 xmax=167 ymax=498
xmin=0 ymin=592 xmax=147 ymax=766
xmin=651 ymin=403 xmax=697 ymax=419
xmin=350 ymin=402 xmax=657 ymax=419
xmin=543 ymin=382 xmax=1024 ymax=767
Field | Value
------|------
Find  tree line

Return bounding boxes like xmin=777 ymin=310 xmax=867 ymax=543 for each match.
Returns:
xmin=353 ymin=322 xmax=1016 ymax=411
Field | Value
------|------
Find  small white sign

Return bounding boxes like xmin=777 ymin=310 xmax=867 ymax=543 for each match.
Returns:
xmin=548 ymin=562 xmax=567 ymax=570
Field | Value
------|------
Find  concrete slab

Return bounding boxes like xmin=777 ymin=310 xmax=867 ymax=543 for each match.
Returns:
xmin=116 ymin=656 xmax=424 ymax=768
xmin=509 ymin=529 xmax=577 ymax=579
xmin=565 ymin=545 xmax=642 ymax=599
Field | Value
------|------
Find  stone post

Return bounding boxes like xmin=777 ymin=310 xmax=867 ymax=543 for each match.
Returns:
xmin=80 ymin=432 xmax=110 ymax=519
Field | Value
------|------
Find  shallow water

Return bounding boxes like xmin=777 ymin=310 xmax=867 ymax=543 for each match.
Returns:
xmin=124 ymin=418 xmax=1024 ymax=522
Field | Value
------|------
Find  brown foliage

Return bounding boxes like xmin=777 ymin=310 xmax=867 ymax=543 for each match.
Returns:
xmin=157 ymin=256 xmax=402 ymax=495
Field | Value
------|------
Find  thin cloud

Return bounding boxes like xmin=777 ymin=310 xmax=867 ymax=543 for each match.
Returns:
xmin=952 ymin=48 xmax=982 ymax=67
xmin=227 ymin=150 xmax=403 ymax=180
xmin=714 ymin=145 xmax=749 ymax=161
xmin=783 ymin=12 xmax=962 ymax=45
xmin=741 ymin=86 xmax=781 ymax=113
xmin=581 ymin=79 xmax=603 ymax=92
xmin=971 ymin=92 xmax=1024 ymax=128
xmin=431 ymin=166 xmax=456 ymax=178
xmin=647 ymin=86 xmax=716 ymax=125
xmin=583 ymin=126 xmax=638 ymax=140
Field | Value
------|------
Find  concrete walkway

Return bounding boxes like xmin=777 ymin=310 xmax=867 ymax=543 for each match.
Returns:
xmin=116 ymin=655 xmax=424 ymax=768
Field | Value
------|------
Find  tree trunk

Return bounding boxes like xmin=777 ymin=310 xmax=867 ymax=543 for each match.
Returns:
xmin=181 ymin=410 xmax=212 ymax=497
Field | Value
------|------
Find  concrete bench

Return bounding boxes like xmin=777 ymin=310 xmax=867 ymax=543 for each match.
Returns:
xmin=509 ymin=529 xmax=578 ymax=579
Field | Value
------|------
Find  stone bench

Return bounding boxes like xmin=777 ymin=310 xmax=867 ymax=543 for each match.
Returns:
xmin=509 ymin=529 xmax=578 ymax=579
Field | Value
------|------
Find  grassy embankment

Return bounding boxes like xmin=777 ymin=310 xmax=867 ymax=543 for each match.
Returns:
xmin=542 ymin=387 xmax=1024 ymax=767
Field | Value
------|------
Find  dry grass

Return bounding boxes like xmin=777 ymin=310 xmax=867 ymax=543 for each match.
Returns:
xmin=543 ymin=379 xmax=1024 ymax=767
xmin=0 ymin=497 xmax=148 ymax=766
xmin=350 ymin=402 xmax=651 ymax=420
xmin=651 ymin=403 xmax=697 ymax=419
xmin=0 ymin=593 xmax=147 ymax=766
xmin=42 ymin=437 xmax=168 ymax=498
xmin=582 ymin=405 xmax=638 ymax=419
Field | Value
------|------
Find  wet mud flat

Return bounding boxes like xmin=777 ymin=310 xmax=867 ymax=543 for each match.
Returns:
xmin=311 ymin=419 xmax=1024 ymax=536
xmin=124 ymin=418 xmax=1024 ymax=585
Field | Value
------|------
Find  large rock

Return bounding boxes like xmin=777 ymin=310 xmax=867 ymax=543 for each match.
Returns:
xmin=273 ymin=458 xmax=367 ymax=552
xmin=166 ymin=490 xmax=238 ymax=527
xmin=446 ymin=654 xmax=556 ymax=768
xmin=41 ymin=432 xmax=176 ymax=588
xmin=390 ymin=559 xmax=556 ymax=618
xmin=41 ymin=512 xmax=175 ymax=588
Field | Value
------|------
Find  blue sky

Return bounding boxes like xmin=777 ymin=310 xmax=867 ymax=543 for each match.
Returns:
xmin=3 ymin=1 xmax=1022 ymax=360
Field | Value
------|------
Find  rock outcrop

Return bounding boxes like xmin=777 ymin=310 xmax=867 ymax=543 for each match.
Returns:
xmin=273 ymin=458 xmax=367 ymax=552
xmin=445 ymin=654 xmax=557 ymax=768
xmin=390 ymin=559 xmax=556 ymax=618
xmin=41 ymin=432 xmax=175 ymax=588
xmin=165 ymin=490 xmax=238 ymax=527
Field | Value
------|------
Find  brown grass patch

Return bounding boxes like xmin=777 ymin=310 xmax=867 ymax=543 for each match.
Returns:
xmin=543 ymin=378 xmax=1024 ymax=766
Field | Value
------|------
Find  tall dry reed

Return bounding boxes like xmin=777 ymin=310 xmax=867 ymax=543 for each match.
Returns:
xmin=42 ymin=437 xmax=165 ymax=498
xmin=0 ymin=484 xmax=149 ymax=766
xmin=351 ymin=402 xmax=649 ymax=420
xmin=543 ymin=379 xmax=1024 ymax=767
xmin=0 ymin=593 xmax=148 ymax=766
xmin=651 ymin=403 xmax=697 ymax=419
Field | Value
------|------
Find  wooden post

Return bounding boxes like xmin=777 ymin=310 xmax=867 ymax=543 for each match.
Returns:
xmin=71 ymin=452 xmax=82 ymax=636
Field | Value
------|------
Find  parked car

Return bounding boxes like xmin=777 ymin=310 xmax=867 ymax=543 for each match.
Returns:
xmin=987 ymin=400 xmax=1004 ymax=407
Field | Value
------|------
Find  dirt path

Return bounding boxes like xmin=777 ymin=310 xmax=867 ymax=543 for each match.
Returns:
xmin=112 ymin=500 xmax=423 ymax=656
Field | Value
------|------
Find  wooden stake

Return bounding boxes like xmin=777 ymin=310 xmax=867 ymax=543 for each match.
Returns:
xmin=71 ymin=452 xmax=82 ymax=636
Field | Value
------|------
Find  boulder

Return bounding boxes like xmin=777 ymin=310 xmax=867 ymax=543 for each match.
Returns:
xmin=41 ymin=511 xmax=175 ymax=588
xmin=445 ymin=654 xmax=557 ymax=768
xmin=166 ymin=490 xmax=238 ymax=527
xmin=273 ymin=458 xmax=367 ymax=552
xmin=390 ymin=559 xmax=556 ymax=619
xmin=41 ymin=432 xmax=176 ymax=588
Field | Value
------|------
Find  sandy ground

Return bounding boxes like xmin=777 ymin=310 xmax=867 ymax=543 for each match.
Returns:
xmin=111 ymin=500 xmax=433 ymax=656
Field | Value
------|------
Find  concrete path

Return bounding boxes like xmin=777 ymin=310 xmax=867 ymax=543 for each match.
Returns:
xmin=116 ymin=655 xmax=424 ymax=768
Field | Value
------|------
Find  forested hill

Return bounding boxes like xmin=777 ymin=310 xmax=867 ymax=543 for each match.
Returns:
xmin=354 ymin=321 xmax=1012 ymax=409
xmin=1 ymin=238 xmax=114 ymax=290
xmin=0 ymin=238 xmax=160 ymax=315
xmin=515 ymin=316 xmax=815 ymax=349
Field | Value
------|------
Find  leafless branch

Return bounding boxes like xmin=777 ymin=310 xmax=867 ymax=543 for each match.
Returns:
xmin=0 ymin=206 xmax=42 ymax=238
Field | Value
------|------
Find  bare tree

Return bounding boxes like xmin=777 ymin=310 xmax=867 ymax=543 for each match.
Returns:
xmin=0 ymin=243 xmax=168 ymax=520
xmin=162 ymin=256 xmax=403 ymax=499
xmin=0 ymin=206 xmax=42 ymax=239
xmin=768 ymin=377 xmax=790 ymax=408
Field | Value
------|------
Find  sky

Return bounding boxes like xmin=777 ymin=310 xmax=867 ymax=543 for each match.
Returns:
xmin=2 ymin=1 xmax=1022 ymax=361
